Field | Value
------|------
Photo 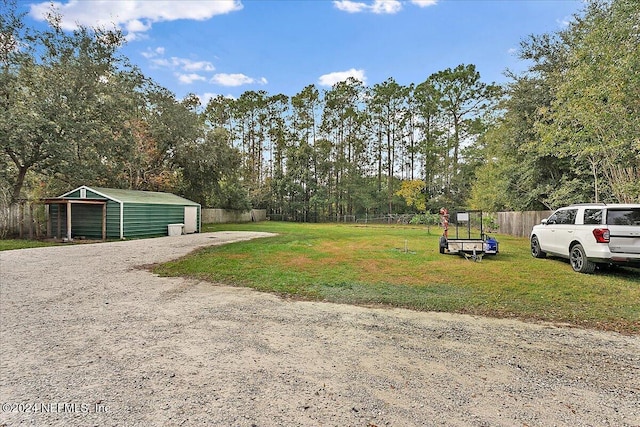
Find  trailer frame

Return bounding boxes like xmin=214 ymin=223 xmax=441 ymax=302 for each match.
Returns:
xmin=438 ymin=210 xmax=498 ymax=261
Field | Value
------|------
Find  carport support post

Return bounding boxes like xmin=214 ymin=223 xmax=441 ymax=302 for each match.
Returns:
xmin=57 ymin=204 xmax=61 ymax=239
xmin=66 ymin=200 xmax=72 ymax=241
xmin=102 ymin=203 xmax=106 ymax=241
xmin=46 ymin=205 xmax=51 ymax=238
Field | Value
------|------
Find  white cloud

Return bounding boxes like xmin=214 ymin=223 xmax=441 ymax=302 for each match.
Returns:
xmin=410 ymin=0 xmax=438 ymax=7
xmin=149 ymin=57 xmax=172 ymax=68
xmin=198 ymin=92 xmax=236 ymax=105
xmin=142 ymin=47 xmax=222 ymax=86
xmin=334 ymin=0 xmax=436 ymax=14
xmin=371 ymin=0 xmax=402 ymax=14
xmin=29 ymin=0 xmax=243 ymax=39
xmin=318 ymin=68 xmax=367 ymax=87
xmin=210 ymin=73 xmax=267 ymax=87
xmin=143 ymin=50 xmax=215 ymax=73
xmin=177 ymin=73 xmax=207 ymax=85
xmin=125 ymin=19 xmax=151 ymax=34
xmin=199 ymin=92 xmax=217 ymax=105
xmin=333 ymin=0 xmax=369 ymax=13
xmin=141 ymin=47 xmax=165 ymax=59
xmin=174 ymin=58 xmax=215 ymax=72
xmin=557 ymin=15 xmax=574 ymax=27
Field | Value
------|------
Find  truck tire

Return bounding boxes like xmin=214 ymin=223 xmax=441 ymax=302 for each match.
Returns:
xmin=530 ymin=235 xmax=546 ymax=259
xmin=570 ymin=243 xmax=596 ymax=274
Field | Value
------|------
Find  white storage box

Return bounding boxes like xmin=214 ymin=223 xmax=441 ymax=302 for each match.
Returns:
xmin=167 ymin=223 xmax=184 ymax=236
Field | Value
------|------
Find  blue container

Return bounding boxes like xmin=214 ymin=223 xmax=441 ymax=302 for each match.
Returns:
xmin=484 ymin=237 xmax=499 ymax=254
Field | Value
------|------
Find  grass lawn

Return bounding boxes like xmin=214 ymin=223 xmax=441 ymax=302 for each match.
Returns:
xmin=0 ymin=239 xmax=61 ymax=251
xmin=154 ymin=222 xmax=640 ymax=334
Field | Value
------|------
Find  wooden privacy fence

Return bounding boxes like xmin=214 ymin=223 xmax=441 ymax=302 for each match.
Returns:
xmin=201 ymin=209 xmax=267 ymax=224
xmin=0 ymin=201 xmax=47 ymax=239
xmin=495 ymin=210 xmax=553 ymax=238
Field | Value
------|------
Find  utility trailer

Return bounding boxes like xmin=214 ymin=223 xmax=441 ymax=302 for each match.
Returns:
xmin=438 ymin=210 xmax=498 ymax=261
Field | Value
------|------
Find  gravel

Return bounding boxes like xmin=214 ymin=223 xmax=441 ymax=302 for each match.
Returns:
xmin=1 ymin=231 xmax=639 ymax=427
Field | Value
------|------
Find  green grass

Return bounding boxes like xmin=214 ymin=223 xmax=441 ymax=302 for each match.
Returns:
xmin=0 ymin=239 xmax=62 ymax=251
xmin=154 ymin=221 xmax=639 ymax=334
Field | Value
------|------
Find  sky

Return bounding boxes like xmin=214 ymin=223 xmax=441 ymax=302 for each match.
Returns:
xmin=21 ymin=0 xmax=584 ymax=104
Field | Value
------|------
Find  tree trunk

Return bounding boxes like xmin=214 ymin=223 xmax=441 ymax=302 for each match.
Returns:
xmin=11 ymin=166 xmax=29 ymax=204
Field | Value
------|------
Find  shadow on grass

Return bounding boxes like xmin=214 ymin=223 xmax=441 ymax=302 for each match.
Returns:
xmin=544 ymin=256 xmax=640 ymax=278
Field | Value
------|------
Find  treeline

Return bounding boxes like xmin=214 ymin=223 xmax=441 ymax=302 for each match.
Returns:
xmin=203 ymin=67 xmax=501 ymax=220
xmin=2 ymin=0 xmax=638 ymax=221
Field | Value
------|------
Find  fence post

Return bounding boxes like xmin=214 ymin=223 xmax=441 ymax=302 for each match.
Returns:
xmin=18 ymin=202 xmax=24 ymax=238
xmin=28 ymin=203 xmax=34 ymax=239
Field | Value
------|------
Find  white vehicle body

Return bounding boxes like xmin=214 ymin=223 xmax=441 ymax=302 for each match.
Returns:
xmin=530 ymin=204 xmax=640 ymax=273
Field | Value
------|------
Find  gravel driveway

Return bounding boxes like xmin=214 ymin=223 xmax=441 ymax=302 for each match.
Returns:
xmin=1 ymin=232 xmax=639 ymax=427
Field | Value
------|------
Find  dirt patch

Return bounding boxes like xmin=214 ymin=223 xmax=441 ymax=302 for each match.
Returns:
xmin=1 ymin=232 xmax=639 ymax=426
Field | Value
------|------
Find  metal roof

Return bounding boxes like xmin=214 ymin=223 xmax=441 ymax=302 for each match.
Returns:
xmin=60 ymin=186 xmax=200 ymax=206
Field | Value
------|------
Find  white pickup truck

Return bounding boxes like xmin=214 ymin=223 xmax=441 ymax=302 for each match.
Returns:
xmin=530 ymin=204 xmax=640 ymax=273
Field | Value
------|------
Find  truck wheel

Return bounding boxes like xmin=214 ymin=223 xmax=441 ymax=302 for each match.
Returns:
xmin=531 ymin=236 xmax=546 ymax=259
xmin=569 ymin=244 xmax=596 ymax=274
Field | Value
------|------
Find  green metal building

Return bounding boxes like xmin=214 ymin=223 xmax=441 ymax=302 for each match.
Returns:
xmin=45 ymin=186 xmax=201 ymax=240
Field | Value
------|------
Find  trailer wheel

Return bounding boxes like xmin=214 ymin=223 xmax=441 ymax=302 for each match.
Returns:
xmin=439 ymin=236 xmax=447 ymax=254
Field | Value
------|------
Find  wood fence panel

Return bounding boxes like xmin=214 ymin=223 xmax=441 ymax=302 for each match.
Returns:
xmin=496 ymin=211 xmax=553 ymax=238
xmin=0 ymin=202 xmax=47 ymax=239
xmin=201 ymin=209 xmax=267 ymax=224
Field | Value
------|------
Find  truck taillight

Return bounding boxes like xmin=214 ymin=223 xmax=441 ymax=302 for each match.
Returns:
xmin=592 ymin=228 xmax=610 ymax=243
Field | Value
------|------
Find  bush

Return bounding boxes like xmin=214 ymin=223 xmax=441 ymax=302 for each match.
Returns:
xmin=410 ymin=213 xmax=442 ymax=233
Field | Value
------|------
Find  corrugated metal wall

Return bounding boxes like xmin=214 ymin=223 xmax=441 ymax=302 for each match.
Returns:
xmin=123 ymin=203 xmax=186 ymax=238
xmin=105 ymin=201 xmax=121 ymax=238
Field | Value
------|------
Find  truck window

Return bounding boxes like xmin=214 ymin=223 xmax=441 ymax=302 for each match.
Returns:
xmin=607 ymin=209 xmax=640 ymax=226
xmin=555 ymin=209 xmax=578 ymax=225
xmin=584 ymin=209 xmax=603 ymax=225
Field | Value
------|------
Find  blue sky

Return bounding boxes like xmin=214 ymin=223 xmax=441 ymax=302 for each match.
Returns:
xmin=23 ymin=0 xmax=584 ymax=104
